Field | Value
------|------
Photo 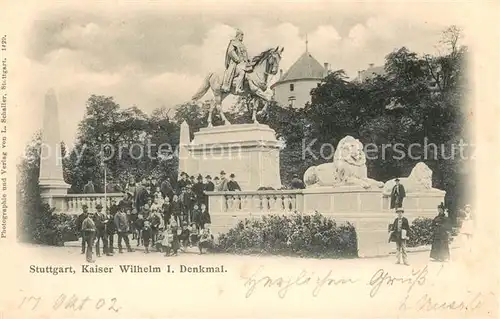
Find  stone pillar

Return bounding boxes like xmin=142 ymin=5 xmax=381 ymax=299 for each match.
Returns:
xmin=39 ymin=89 xmax=70 ymax=211
xmin=178 ymin=120 xmax=192 ymax=177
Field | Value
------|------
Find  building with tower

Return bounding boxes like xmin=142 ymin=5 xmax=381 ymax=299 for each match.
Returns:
xmin=271 ymin=37 xmax=330 ymax=108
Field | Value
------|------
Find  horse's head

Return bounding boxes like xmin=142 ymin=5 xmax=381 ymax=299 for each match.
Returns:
xmin=266 ymin=46 xmax=284 ymax=75
xmin=252 ymin=46 xmax=284 ymax=76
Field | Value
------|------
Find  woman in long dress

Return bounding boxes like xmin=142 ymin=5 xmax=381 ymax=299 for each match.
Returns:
xmin=430 ymin=203 xmax=451 ymax=262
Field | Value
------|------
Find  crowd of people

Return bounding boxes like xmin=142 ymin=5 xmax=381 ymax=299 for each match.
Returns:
xmin=76 ymin=170 xmax=245 ymax=263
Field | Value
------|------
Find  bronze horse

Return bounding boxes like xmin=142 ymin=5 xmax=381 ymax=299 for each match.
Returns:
xmin=191 ymin=46 xmax=283 ymax=127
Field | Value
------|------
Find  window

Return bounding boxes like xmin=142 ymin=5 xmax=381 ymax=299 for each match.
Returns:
xmin=289 ymin=83 xmax=294 ymax=92
xmin=288 ymin=96 xmax=296 ymax=107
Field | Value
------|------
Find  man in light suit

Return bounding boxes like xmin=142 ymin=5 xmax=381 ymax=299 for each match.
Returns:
xmin=389 ymin=208 xmax=410 ymax=265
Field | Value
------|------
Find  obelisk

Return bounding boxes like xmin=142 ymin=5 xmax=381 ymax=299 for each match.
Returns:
xmin=178 ymin=120 xmax=191 ymax=177
xmin=39 ymin=89 xmax=70 ymax=207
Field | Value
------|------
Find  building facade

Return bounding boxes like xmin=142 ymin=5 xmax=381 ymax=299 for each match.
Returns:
xmin=271 ymin=49 xmax=329 ymax=108
xmin=356 ymin=63 xmax=385 ymax=82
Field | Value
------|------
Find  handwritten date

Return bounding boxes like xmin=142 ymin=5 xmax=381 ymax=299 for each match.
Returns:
xmin=18 ymin=292 xmax=121 ymax=313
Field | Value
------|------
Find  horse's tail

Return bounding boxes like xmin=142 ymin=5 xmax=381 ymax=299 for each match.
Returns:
xmin=191 ymin=73 xmax=213 ymax=101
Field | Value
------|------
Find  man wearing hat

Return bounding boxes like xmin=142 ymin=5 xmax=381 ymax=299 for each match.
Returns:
xmin=133 ymin=177 xmax=149 ymax=214
xmin=191 ymin=174 xmax=205 ymax=205
xmin=390 ymin=178 xmax=406 ymax=210
xmin=160 ymin=176 xmax=175 ymax=202
xmin=290 ymin=173 xmax=305 ymax=189
xmin=388 ymin=208 xmax=410 ymax=265
xmin=177 ymin=172 xmax=190 ymax=193
xmin=93 ymin=203 xmax=111 ymax=257
xmin=114 ymin=203 xmax=134 ymax=253
xmin=204 ymin=175 xmax=215 ymax=192
xmin=76 ymin=204 xmax=90 ymax=254
xmin=217 ymin=171 xmax=229 ymax=191
xmin=81 ymin=210 xmax=97 ymax=262
xmin=107 ymin=198 xmax=119 ymax=254
xmin=227 ymin=173 xmax=241 ymax=191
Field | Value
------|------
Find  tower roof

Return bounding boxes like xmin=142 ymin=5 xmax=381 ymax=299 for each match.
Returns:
xmin=275 ymin=51 xmax=327 ymax=85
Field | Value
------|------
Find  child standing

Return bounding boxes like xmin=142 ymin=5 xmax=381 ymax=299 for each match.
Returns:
xmin=134 ymin=214 xmax=145 ymax=247
xmin=142 ymin=220 xmax=153 ymax=253
xmin=161 ymin=226 xmax=173 ymax=256
xmin=162 ymin=196 xmax=171 ymax=227
xmin=149 ymin=208 xmax=163 ymax=244
xmin=171 ymin=195 xmax=182 ymax=226
xmin=171 ymin=226 xmax=180 ymax=256
xmin=189 ymin=222 xmax=199 ymax=246
xmin=179 ymin=221 xmax=191 ymax=251
xmin=200 ymin=203 xmax=211 ymax=229
xmin=192 ymin=204 xmax=201 ymax=230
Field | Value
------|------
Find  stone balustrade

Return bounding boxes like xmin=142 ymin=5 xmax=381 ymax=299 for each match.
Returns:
xmin=207 ymin=190 xmax=303 ymax=215
xmin=50 ymin=193 xmax=124 ymax=214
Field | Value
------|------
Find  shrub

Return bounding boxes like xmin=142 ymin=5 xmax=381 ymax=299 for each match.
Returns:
xmin=407 ymin=216 xmax=459 ymax=248
xmin=22 ymin=202 xmax=79 ymax=246
xmin=407 ymin=217 xmax=434 ymax=247
xmin=215 ymin=212 xmax=358 ymax=258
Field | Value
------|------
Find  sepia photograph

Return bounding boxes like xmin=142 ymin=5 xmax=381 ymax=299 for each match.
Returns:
xmin=1 ymin=1 xmax=498 ymax=318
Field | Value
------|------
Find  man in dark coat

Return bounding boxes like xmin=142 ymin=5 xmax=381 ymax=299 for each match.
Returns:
xmin=204 ymin=175 xmax=215 ymax=192
xmin=290 ymin=174 xmax=306 ymax=189
xmin=192 ymin=175 xmax=206 ymax=205
xmin=107 ymin=199 xmax=119 ymax=254
xmin=160 ymin=177 xmax=175 ymax=201
xmin=93 ymin=204 xmax=111 ymax=257
xmin=133 ymin=178 xmax=149 ymax=213
xmin=177 ymin=172 xmax=190 ymax=194
xmin=118 ymin=192 xmax=133 ymax=212
xmin=388 ymin=208 xmax=410 ymax=265
xmin=390 ymin=178 xmax=406 ymax=209
xmin=114 ymin=203 xmax=134 ymax=253
xmin=227 ymin=173 xmax=242 ymax=191
xmin=76 ymin=204 xmax=89 ymax=254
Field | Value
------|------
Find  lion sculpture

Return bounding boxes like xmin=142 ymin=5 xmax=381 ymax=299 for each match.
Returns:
xmin=303 ymin=136 xmax=384 ymax=189
xmin=382 ymin=162 xmax=439 ymax=195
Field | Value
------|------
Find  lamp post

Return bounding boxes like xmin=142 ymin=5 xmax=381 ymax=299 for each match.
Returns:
xmin=101 ymin=157 xmax=107 ymax=214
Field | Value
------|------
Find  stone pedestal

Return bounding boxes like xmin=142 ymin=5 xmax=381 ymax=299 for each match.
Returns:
xmin=181 ymin=123 xmax=282 ymax=190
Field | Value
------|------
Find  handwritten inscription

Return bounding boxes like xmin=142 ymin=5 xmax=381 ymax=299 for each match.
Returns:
xmin=241 ymin=265 xmax=487 ymax=314
xmin=368 ymin=266 xmax=428 ymax=298
xmin=243 ymin=266 xmax=359 ymax=298
xmin=18 ymin=291 xmax=121 ymax=313
xmin=415 ymin=292 xmax=483 ymax=312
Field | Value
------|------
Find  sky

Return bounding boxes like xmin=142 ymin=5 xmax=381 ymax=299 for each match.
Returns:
xmin=8 ymin=1 xmax=472 ymax=150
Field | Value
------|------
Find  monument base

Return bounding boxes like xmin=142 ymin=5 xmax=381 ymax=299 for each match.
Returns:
xmin=183 ymin=123 xmax=282 ymax=190
xmin=40 ymin=180 xmax=71 ymax=212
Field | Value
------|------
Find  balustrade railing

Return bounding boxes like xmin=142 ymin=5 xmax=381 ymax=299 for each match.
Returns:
xmin=207 ymin=190 xmax=303 ymax=214
xmin=64 ymin=193 xmax=124 ymax=213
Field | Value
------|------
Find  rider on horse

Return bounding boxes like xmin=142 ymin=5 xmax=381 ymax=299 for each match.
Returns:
xmin=221 ymin=29 xmax=253 ymax=95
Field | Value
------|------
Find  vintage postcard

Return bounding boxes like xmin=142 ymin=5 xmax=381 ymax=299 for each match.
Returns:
xmin=0 ymin=0 xmax=498 ymax=318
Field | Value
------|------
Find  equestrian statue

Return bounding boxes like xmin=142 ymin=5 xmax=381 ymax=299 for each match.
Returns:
xmin=191 ymin=29 xmax=283 ymax=127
